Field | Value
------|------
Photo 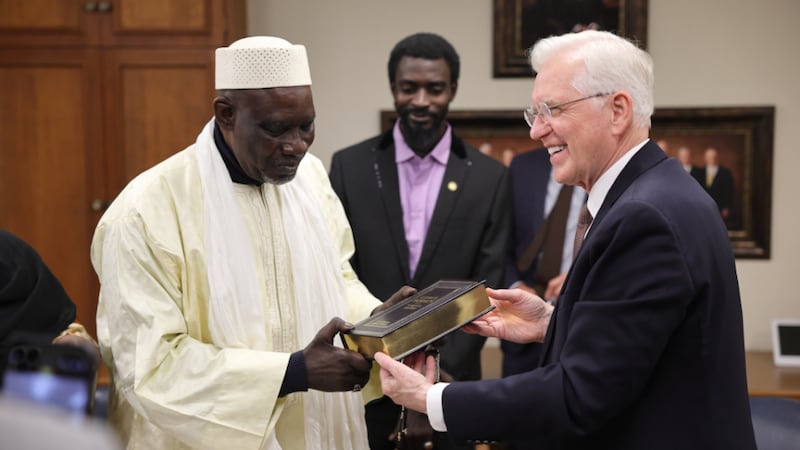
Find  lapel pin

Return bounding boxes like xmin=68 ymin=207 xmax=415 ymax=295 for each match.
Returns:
xmin=447 ymin=181 xmax=458 ymax=192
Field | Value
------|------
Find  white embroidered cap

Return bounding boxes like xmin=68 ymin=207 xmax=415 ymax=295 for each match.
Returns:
xmin=215 ymin=36 xmax=312 ymax=89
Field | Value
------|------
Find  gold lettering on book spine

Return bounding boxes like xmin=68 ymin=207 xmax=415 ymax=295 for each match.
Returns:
xmin=342 ymin=281 xmax=493 ymax=359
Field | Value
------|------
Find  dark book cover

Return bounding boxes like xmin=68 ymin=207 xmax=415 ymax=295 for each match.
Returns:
xmin=341 ymin=279 xmax=494 ymax=360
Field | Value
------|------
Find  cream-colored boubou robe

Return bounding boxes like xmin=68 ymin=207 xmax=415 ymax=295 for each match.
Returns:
xmin=91 ymin=139 xmax=381 ymax=449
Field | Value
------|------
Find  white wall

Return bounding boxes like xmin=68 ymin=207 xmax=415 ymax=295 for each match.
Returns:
xmin=247 ymin=0 xmax=800 ymax=350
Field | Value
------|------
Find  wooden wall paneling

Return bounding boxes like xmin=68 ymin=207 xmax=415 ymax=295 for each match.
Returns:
xmin=0 ymin=0 xmax=247 ymax=340
xmin=0 ymin=48 xmax=105 ymax=336
xmin=102 ymin=48 xmax=217 ymax=192
xmin=101 ymin=0 xmax=244 ymax=48
xmin=0 ymin=0 xmax=100 ymax=47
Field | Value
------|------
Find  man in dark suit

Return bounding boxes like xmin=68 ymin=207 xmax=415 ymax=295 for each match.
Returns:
xmin=699 ymin=146 xmax=735 ymax=226
xmin=676 ymin=145 xmax=705 ymax=184
xmin=501 ymin=148 xmax=585 ymax=381
xmin=330 ymin=32 xmax=511 ymax=449
xmin=375 ymin=30 xmax=756 ymax=450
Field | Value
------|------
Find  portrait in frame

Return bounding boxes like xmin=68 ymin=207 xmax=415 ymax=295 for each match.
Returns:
xmin=650 ymin=106 xmax=774 ymax=259
xmin=493 ymin=0 xmax=649 ymax=77
xmin=381 ymin=105 xmax=775 ymax=258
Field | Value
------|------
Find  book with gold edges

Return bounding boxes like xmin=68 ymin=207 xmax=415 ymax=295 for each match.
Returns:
xmin=341 ymin=279 xmax=494 ymax=360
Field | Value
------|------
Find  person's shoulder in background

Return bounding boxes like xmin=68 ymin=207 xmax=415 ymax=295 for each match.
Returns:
xmin=462 ymin=140 xmax=508 ymax=174
xmin=332 ymin=133 xmax=388 ymax=161
xmin=0 ymin=229 xmax=76 ymax=345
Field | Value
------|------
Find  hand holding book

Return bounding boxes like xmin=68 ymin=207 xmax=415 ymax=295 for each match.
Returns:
xmin=303 ymin=317 xmax=372 ymax=392
xmin=371 ymin=285 xmax=418 ymax=316
xmin=461 ymin=287 xmax=554 ymax=344
xmin=341 ymin=280 xmax=494 ymax=360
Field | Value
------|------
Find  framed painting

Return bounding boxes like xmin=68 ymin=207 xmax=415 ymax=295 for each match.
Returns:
xmin=493 ymin=0 xmax=649 ymax=77
xmin=651 ymin=106 xmax=774 ymax=259
xmin=381 ymin=105 xmax=775 ymax=258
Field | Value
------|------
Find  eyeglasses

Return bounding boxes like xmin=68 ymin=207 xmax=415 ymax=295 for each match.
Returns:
xmin=523 ymin=92 xmax=610 ymax=127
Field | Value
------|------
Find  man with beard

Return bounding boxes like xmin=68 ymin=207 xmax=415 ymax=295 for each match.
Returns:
xmin=330 ymin=32 xmax=511 ymax=450
xmin=90 ymin=36 xmax=413 ymax=449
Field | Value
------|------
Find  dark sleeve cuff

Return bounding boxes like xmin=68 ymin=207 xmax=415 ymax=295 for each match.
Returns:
xmin=279 ymin=350 xmax=308 ymax=397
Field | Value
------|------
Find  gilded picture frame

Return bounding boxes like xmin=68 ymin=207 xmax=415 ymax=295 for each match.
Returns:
xmin=493 ymin=0 xmax=649 ymax=77
xmin=650 ymin=106 xmax=774 ymax=259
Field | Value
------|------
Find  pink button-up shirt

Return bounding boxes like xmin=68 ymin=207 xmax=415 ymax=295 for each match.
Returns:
xmin=393 ymin=121 xmax=451 ymax=278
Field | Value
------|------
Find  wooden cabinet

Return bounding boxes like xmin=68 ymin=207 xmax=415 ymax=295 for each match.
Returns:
xmin=0 ymin=0 xmax=246 ymax=338
xmin=0 ymin=0 xmax=243 ymax=48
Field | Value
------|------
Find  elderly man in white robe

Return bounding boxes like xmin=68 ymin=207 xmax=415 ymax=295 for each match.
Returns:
xmin=91 ymin=36 xmax=410 ymax=450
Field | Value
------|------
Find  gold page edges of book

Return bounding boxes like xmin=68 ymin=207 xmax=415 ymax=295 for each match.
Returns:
xmin=341 ymin=280 xmax=494 ymax=360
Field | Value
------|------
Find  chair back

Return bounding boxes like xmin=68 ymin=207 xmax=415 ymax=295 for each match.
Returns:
xmin=750 ymin=396 xmax=800 ymax=450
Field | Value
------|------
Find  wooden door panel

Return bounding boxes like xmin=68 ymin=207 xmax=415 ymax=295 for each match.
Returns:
xmin=100 ymin=0 xmax=245 ymax=48
xmin=0 ymin=0 xmax=99 ymax=47
xmin=103 ymin=49 xmax=216 ymax=193
xmin=0 ymin=0 xmax=247 ymax=343
xmin=0 ymin=0 xmax=245 ymax=49
xmin=0 ymin=49 xmax=104 ymax=336
xmin=117 ymin=0 xmax=206 ymax=30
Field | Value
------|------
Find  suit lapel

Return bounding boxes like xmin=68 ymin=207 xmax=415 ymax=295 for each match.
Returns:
xmin=540 ymin=140 xmax=666 ymax=364
xmin=591 ymin=141 xmax=667 ymax=230
xmin=413 ymin=138 xmax=469 ymax=284
xmin=374 ymin=135 xmax=411 ymax=282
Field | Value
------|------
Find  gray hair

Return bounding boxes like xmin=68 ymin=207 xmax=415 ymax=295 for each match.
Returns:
xmin=529 ymin=30 xmax=654 ymax=128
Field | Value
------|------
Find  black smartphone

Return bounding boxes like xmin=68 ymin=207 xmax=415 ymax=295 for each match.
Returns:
xmin=1 ymin=338 xmax=96 ymax=417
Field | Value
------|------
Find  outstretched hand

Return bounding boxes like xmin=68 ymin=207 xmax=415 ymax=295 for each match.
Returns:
xmin=303 ymin=317 xmax=371 ymax=392
xmin=374 ymin=352 xmax=436 ymax=414
xmin=461 ymin=287 xmax=553 ymax=344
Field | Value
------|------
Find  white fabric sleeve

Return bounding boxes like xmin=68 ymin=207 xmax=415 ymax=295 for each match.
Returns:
xmin=426 ymin=382 xmax=450 ymax=432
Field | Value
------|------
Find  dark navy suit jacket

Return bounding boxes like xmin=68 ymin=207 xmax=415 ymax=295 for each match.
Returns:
xmin=441 ymin=141 xmax=756 ymax=449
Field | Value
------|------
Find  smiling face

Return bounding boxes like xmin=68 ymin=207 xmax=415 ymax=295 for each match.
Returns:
xmin=392 ymin=56 xmax=456 ymax=155
xmin=215 ymin=86 xmax=315 ymax=185
xmin=529 ymin=55 xmax=615 ymax=192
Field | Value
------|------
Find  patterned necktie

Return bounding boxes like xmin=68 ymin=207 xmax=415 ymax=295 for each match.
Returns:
xmin=572 ymin=205 xmax=593 ymax=260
